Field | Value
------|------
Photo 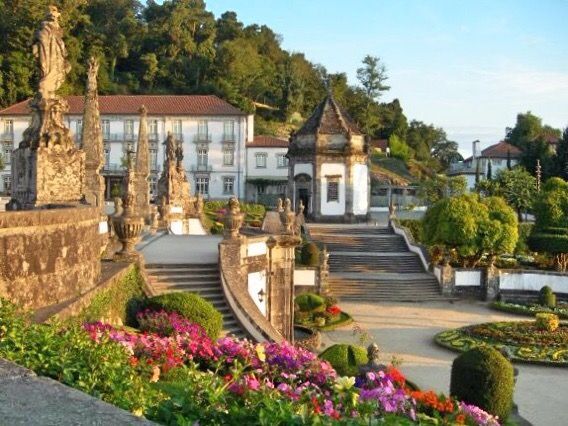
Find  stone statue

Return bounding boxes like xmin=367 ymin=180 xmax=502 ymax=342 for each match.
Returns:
xmin=34 ymin=5 xmax=71 ymax=100
xmin=275 ymin=198 xmax=283 ymax=212
xmin=280 ymin=198 xmax=295 ymax=234
xmin=298 ymin=199 xmax=305 ymax=216
xmin=196 ymin=193 xmax=204 ymax=216
xmin=113 ymin=197 xmax=123 ymax=217
xmin=165 ymin=132 xmax=176 ymax=163
xmin=284 ymin=198 xmax=292 ymax=213
xmin=359 ymin=343 xmax=387 ymax=376
xmin=86 ymin=57 xmax=99 ymax=94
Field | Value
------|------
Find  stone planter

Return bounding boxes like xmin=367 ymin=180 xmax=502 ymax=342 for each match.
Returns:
xmin=112 ymin=215 xmax=143 ymax=257
xmin=294 ymin=325 xmax=321 ymax=352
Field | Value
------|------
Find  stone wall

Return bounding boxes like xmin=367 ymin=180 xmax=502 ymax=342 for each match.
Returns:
xmin=0 ymin=206 xmax=103 ymax=310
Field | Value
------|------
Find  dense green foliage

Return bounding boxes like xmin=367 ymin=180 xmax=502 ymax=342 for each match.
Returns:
xmin=535 ymin=312 xmax=559 ymax=332
xmin=146 ymin=293 xmax=223 ymax=339
xmin=419 ymin=175 xmax=467 ymax=205
xmin=74 ymin=265 xmax=147 ymax=327
xmin=294 ymin=293 xmax=325 ymax=313
xmin=539 ymin=286 xmax=557 ymax=308
xmin=450 ymin=347 xmax=514 ymax=421
xmin=300 ymin=242 xmax=320 ymax=267
xmin=399 ymin=219 xmax=423 ymax=243
xmin=422 ymin=195 xmax=518 ymax=266
xmin=319 ymin=344 xmax=368 ymax=377
xmin=515 ymin=223 xmax=534 ymax=254
xmin=0 ymin=300 xmax=162 ymax=414
xmin=491 ymin=301 xmax=568 ymax=319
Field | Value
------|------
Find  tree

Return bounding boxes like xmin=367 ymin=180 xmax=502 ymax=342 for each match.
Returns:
xmin=495 ymin=167 xmax=537 ymax=222
xmin=506 ymin=149 xmax=512 ymax=170
xmin=553 ymin=128 xmax=568 ymax=180
xmin=406 ymin=120 xmax=446 ymax=162
xmin=486 ymin=159 xmax=492 ymax=180
xmin=423 ymin=194 xmax=518 ymax=267
xmin=419 ymin=175 xmax=467 ymax=205
xmin=356 ymin=55 xmax=390 ymax=102
xmin=431 ymin=140 xmax=463 ymax=170
xmin=388 ymin=134 xmax=410 ymax=161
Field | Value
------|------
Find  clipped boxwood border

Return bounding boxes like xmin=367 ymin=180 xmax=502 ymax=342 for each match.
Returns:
xmin=490 ymin=301 xmax=568 ymax=319
xmin=435 ymin=324 xmax=568 ymax=366
xmin=296 ymin=311 xmax=354 ymax=331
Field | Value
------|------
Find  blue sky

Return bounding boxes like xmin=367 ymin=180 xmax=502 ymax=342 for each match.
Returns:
xmin=203 ymin=1 xmax=568 ymax=155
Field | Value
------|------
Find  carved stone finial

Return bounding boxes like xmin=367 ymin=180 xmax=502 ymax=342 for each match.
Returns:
xmin=139 ymin=104 xmax=148 ymax=115
xmin=275 ymin=198 xmax=283 ymax=212
xmin=280 ymin=198 xmax=296 ymax=234
xmin=223 ymin=196 xmax=244 ymax=240
xmin=86 ymin=57 xmax=99 ymax=94
xmin=298 ymin=199 xmax=305 ymax=215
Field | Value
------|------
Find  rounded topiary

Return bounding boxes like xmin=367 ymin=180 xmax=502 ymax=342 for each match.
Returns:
xmin=450 ymin=346 xmax=514 ymax=421
xmin=146 ymin=293 xmax=223 ymax=339
xmin=539 ymin=286 xmax=557 ymax=308
xmin=319 ymin=344 xmax=368 ymax=376
xmin=301 ymin=243 xmax=320 ymax=267
xmin=295 ymin=293 xmax=325 ymax=313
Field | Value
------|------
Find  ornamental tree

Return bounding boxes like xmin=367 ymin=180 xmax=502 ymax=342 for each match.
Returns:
xmin=423 ymin=194 xmax=518 ymax=267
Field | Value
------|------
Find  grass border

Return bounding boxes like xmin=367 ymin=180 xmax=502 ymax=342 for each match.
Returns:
xmin=434 ymin=325 xmax=568 ymax=367
xmin=490 ymin=301 xmax=568 ymax=319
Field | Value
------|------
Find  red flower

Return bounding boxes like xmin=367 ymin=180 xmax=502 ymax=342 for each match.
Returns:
xmin=326 ymin=305 xmax=341 ymax=315
xmin=386 ymin=366 xmax=405 ymax=385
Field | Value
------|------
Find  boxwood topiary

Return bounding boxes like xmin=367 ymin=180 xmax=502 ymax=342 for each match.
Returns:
xmin=450 ymin=346 xmax=514 ymax=421
xmin=539 ymin=286 xmax=557 ymax=308
xmin=295 ymin=293 xmax=325 ymax=313
xmin=301 ymin=243 xmax=320 ymax=267
xmin=146 ymin=293 xmax=223 ymax=339
xmin=319 ymin=344 xmax=368 ymax=376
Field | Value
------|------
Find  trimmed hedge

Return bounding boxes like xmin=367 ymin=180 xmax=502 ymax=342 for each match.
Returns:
xmin=295 ymin=293 xmax=325 ymax=313
xmin=399 ymin=219 xmax=423 ymax=243
xmin=319 ymin=344 xmax=368 ymax=377
xmin=301 ymin=243 xmax=320 ymax=267
xmin=528 ymin=231 xmax=568 ymax=254
xmin=146 ymin=293 xmax=223 ymax=339
xmin=539 ymin=286 xmax=557 ymax=308
xmin=450 ymin=347 xmax=514 ymax=421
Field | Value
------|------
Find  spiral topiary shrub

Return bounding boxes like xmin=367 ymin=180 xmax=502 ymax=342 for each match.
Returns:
xmin=295 ymin=293 xmax=325 ymax=313
xmin=539 ymin=286 xmax=557 ymax=308
xmin=450 ymin=346 xmax=514 ymax=421
xmin=146 ymin=293 xmax=223 ymax=339
xmin=319 ymin=344 xmax=368 ymax=376
xmin=301 ymin=243 xmax=320 ymax=267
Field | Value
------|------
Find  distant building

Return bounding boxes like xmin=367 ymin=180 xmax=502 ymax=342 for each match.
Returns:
xmin=370 ymin=138 xmax=389 ymax=154
xmin=0 ymin=95 xmax=253 ymax=199
xmin=287 ymin=95 xmax=369 ymax=222
xmin=245 ymin=135 xmax=289 ymax=205
xmin=448 ymin=140 xmax=522 ymax=190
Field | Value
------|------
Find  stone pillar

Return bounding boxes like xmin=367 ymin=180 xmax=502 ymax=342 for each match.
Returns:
xmin=439 ymin=264 xmax=455 ymax=296
xmin=134 ymin=105 xmax=150 ymax=219
xmin=81 ymin=57 xmax=104 ymax=210
xmin=484 ymin=265 xmax=500 ymax=301
xmin=344 ymin=147 xmax=355 ymax=223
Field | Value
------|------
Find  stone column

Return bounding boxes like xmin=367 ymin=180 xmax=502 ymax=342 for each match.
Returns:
xmin=484 ymin=265 xmax=500 ymax=301
xmin=134 ymin=105 xmax=150 ymax=219
xmin=439 ymin=263 xmax=455 ymax=296
xmin=81 ymin=57 xmax=104 ymax=210
xmin=344 ymin=147 xmax=355 ymax=223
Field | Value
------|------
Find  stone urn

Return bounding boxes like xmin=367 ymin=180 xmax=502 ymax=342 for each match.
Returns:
xmin=280 ymin=198 xmax=296 ymax=234
xmin=223 ymin=197 xmax=244 ymax=239
xmin=112 ymin=214 xmax=144 ymax=256
xmin=150 ymin=205 xmax=160 ymax=235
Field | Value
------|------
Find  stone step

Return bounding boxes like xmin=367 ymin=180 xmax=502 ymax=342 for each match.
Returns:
xmin=145 ymin=263 xmax=218 ymax=270
xmin=309 ymin=227 xmax=392 ymax=235
xmin=151 ymin=277 xmax=221 ymax=286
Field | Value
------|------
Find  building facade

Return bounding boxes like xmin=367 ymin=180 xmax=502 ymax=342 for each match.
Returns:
xmin=0 ymin=95 xmax=253 ymax=200
xmin=245 ymin=135 xmax=289 ymax=206
xmin=447 ymin=140 xmax=522 ymax=190
xmin=287 ymin=95 xmax=369 ymax=222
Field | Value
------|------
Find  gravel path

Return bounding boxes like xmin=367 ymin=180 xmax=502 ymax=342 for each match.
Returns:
xmin=321 ymin=300 xmax=566 ymax=426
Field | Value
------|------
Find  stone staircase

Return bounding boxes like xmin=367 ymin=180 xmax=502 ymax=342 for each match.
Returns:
xmin=309 ymin=224 xmax=446 ymax=302
xmin=145 ymin=262 xmax=247 ymax=338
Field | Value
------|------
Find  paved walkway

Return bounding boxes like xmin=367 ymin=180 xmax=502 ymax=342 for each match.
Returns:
xmin=138 ymin=233 xmax=222 ymax=265
xmin=322 ymin=300 xmax=566 ymax=426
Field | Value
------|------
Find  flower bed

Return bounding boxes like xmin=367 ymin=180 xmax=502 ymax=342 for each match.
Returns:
xmin=490 ymin=301 xmax=568 ymax=319
xmin=0 ymin=300 xmax=502 ymax=425
xmin=435 ymin=321 xmax=568 ymax=365
xmin=294 ymin=294 xmax=353 ymax=331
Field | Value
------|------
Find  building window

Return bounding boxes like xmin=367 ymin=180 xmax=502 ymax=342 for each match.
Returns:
xmin=196 ymin=177 xmax=209 ymax=196
xmin=197 ymin=120 xmax=208 ymax=140
xmin=104 ymin=146 xmax=110 ymax=169
xmin=197 ymin=148 xmax=208 ymax=167
xmin=223 ymin=120 xmax=235 ymax=140
xmin=149 ymin=120 xmax=158 ymax=140
xmin=3 ymin=142 xmax=12 ymax=164
xmin=102 ymin=120 xmax=110 ymax=140
xmin=277 ymin=154 xmax=288 ymax=168
xmin=150 ymin=149 xmax=158 ymax=170
xmin=124 ymin=120 xmax=134 ymax=139
xmin=150 ymin=176 xmax=158 ymax=197
xmin=172 ymin=120 xmax=182 ymax=140
xmin=327 ymin=178 xmax=339 ymax=202
xmin=223 ymin=177 xmax=235 ymax=194
xmin=2 ymin=175 xmax=11 ymax=194
xmin=257 ymin=185 xmax=265 ymax=195
xmin=223 ymin=144 xmax=234 ymax=166
xmin=255 ymin=153 xmax=267 ymax=168
xmin=277 ymin=183 xmax=287 ymax=195
xmin=3 ymin=119 xmax=13 ymax=135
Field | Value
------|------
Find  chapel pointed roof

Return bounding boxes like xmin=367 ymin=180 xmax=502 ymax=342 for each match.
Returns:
xmin=295 ymin=94 xmax=362 ymax=136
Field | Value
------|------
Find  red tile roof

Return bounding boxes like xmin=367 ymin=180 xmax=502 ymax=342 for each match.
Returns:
xmin=296 ymin=95 xmax=362 ymax=136
xmin=370 ymin=139 xmax=388 ymax=151
xmin=481 ymin=141 xmax=522 ymax=159
xmin=247 ymin=135 xmax=289 ymax=148
xmin=0 ymin=95 xmax=246 ymax=116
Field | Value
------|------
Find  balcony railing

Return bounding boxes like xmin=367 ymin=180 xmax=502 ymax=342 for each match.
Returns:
xmin=1 ymin=132 xmax=14 ymax=142
xmin=222 ymin=133 xmax=236 ymax=142
xmin=103 ymin=133 xmax=138 ymax=142
xmin=191 ymin=164 xmax=213 ymax=172
xmin=149 ymin=132 xmax=159 ymax=141
xmin=102 ymin=163 xmax=126 ymax=173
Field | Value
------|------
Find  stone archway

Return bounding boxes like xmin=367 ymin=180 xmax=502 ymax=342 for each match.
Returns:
xmin=294 ymin=173 xmax=312 ymax=216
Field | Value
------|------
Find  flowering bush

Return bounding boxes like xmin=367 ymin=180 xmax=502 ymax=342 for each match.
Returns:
xmin=535 ymin=312 xmax=560 ymax=332
xmin=327 ymin=305 xmax=341 ymax=316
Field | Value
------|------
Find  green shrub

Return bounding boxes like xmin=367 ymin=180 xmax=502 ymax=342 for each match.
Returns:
xmin=319 ymin=344 xmax=368 ymax=376
xmin=146 ymin=293 xmax=223 ymax=339
xmin=528 ymin=231 xmax=568 ymax=254
xmin=301 ymin=243 xmax=320 ymax=267
xmin=539 ymin=286 xmax=557 ymax=308
xmin=399 ymin=219 xmax=423 ymax=243
xmin=515 ymin=223 xmax=533 ymax=254
xmin=450 ymin=347 xmax=514 ymax=421
xmin=0 ymin=300 xmax=162 ymax=414
xmin=295 ymin=293 xmax=325 ymax=312
xmin=535 ymin=312 xmax=559 ymax=332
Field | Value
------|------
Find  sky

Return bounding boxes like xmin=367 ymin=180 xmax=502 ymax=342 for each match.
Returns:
xmin=203 ymin=0 xmax=568 ymax=156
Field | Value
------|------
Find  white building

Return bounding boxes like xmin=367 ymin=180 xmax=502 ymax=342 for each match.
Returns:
xmin=448 ymin=140 xmax=522 ymax=190
xmin=0 ymin=95 xmax=253 ymax=199
xmin=287 ymin=95 xmax=369 ymax=222
xmin=245 ymin=135 xmax=289 ymax=205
